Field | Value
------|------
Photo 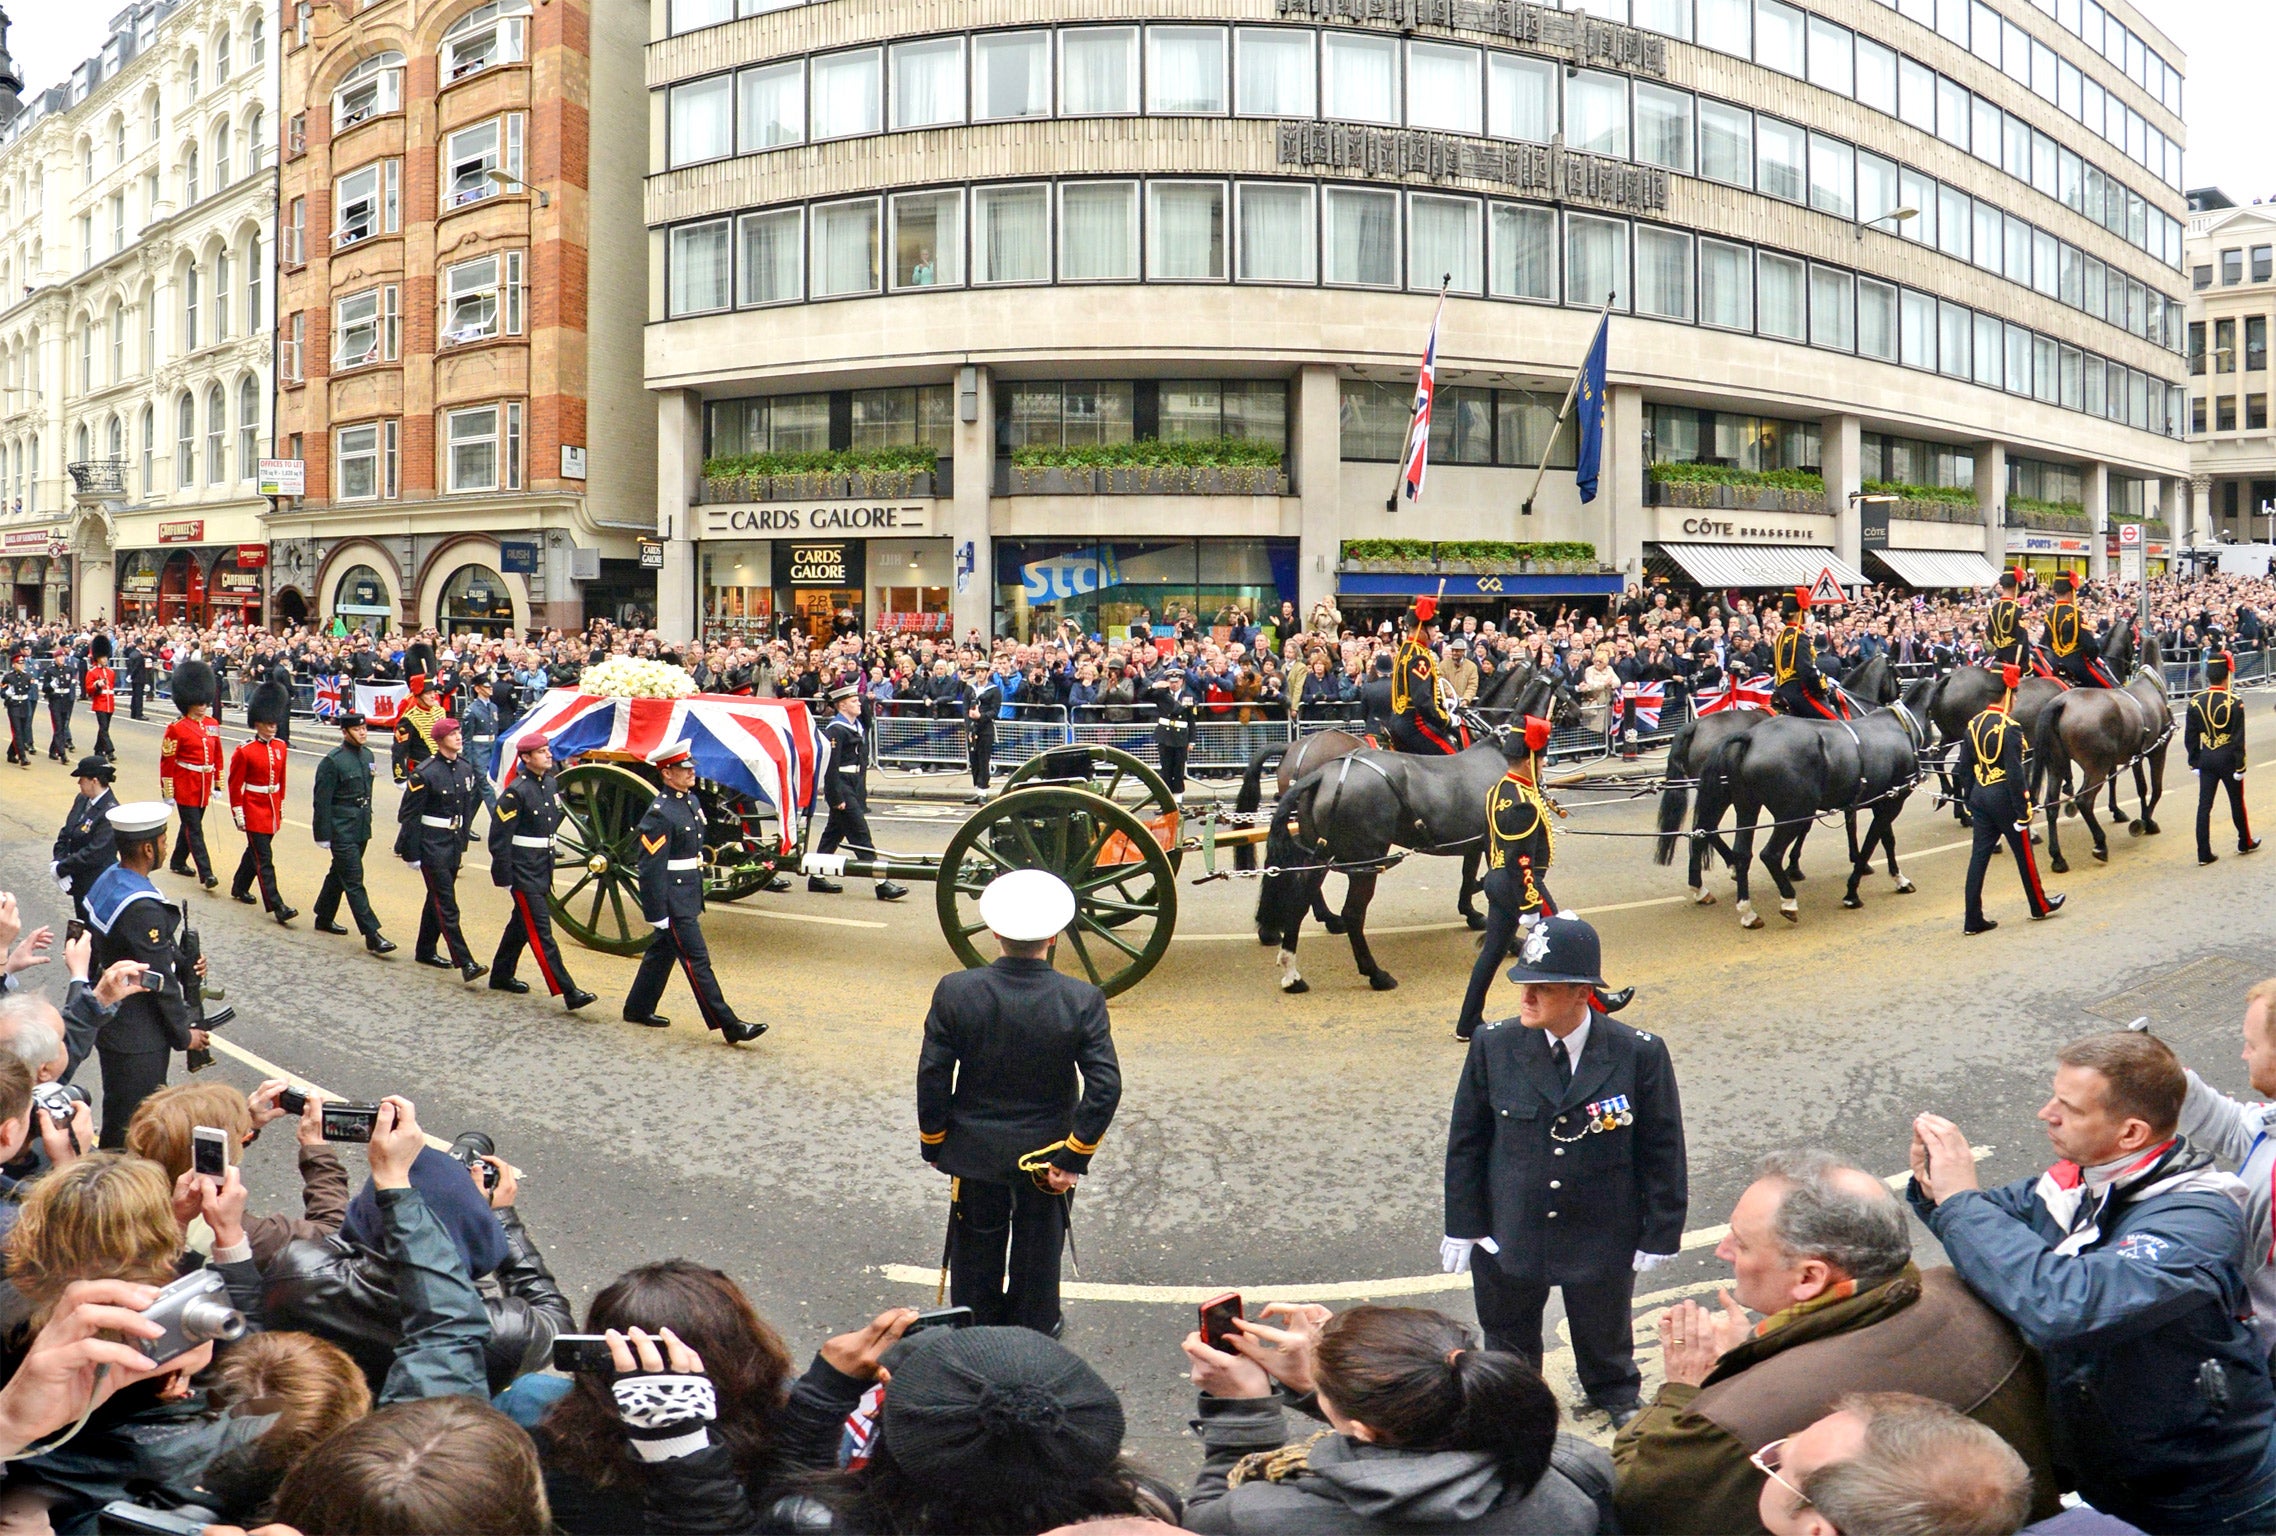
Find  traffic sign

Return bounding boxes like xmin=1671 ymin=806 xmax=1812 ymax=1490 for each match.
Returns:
xmin=2118 ymin=522 xmax=2142 ymax=546
xmin=1808 ymin=567 xmax=1846 ymax=604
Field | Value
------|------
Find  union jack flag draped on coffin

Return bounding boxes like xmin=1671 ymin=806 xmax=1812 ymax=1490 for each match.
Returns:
xmin=313 ymin=675 xmax=343 ymax=721
xmin=488 ymin=690 xmax=822 ymax=853
xmin=1617 ymin=679 xmax=1665 ymax=731
xmin=1696 ymin=673 xmax=1774 ymax=715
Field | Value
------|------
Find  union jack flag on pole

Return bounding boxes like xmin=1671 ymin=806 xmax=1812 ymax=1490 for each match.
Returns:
xmin=1618 ymin=680 xmax=1665 ymax=732
xmin=1697 ymin=673 xmax=1775 ymax=714
xmin=1387 ymin=277 xmax=1451 ymax=512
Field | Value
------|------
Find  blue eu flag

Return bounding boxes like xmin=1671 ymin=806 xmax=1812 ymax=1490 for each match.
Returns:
xmin=1574 ymin=315 xmax=1610 ymax=505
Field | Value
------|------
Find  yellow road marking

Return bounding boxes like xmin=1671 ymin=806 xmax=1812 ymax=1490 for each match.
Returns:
xmin=201 ymin=1034 xmax=455 ymax=1153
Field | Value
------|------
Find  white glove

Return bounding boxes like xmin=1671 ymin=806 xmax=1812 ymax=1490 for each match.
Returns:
xmin=1633 ymin=1251 xmax=1677 ymax=1273
xmin=1439 ymin=1235 xmax=1499 ymax=1274
xmin=314 ymin=842 xmax=330 ymax=853
xmin=231 ymin=811 xmax=246 ymax=830
xmin=653 ymin=918 xmax=670 ymax=930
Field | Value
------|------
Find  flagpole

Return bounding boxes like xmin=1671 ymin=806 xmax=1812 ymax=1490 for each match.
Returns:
xmin=1519 ymin=297 xmax=1614 ymax=519
xmin=1387 ymin=276 xmax=1453 ymax=514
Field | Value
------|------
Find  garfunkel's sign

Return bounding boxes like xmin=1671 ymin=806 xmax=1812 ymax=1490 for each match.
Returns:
xmin=1275 ymin=0 xmax=1669 ymax=75
xmin=1277 ymin=123 xmax=1669 ymax=213
xmin=701 ymin=502 xmax=933 ymax=537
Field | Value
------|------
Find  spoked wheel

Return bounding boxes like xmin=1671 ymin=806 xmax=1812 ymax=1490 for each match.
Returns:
xmin=696 ymin=781 xmax=779 ymax=902
xmin=936 ymin=787 xmax=1177 ymax=998
xmin=998 ymin=744 xmax=1183 ymax=879
xmin=551 ymin=763 xmax=657 ymax=956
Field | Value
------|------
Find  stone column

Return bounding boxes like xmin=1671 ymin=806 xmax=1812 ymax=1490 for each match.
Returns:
xmin=2085 ymin=462 xmax=2109 ymax=584
xmin=654 ymin=389 xmax=701 ymax=645
xmin=1974 ymin=441 xmax=2007 ymax=573
xmin=1294 ymin=363 xmax=1341 ymax=620
xmin=949 ymin=364 xmax=993 ymax=641
xmin=2191 ymin=475 xmax=2213 ymax=550
xmin=1605 ymin=383 xmax=1646 ymax=577
xmin=1821 ymin=412 xmax=1862 ymax=574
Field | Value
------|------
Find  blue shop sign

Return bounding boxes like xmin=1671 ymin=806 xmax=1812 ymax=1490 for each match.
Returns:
xmin=498 ymin=540 xmax=539 ymax=575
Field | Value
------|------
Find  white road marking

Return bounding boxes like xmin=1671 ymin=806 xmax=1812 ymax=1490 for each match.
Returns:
xmin=708 ymin=905 xmax=890 ymax=930
xmin=202 ymin=1034 xmax=455 ymax=1153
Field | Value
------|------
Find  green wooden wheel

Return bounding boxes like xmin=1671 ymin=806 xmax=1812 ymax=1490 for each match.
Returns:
xmin=997 ymin=744 xmax=1182 ymax=882
xmin=696 ymin=781 xmax=779 ymax=902
xmin=550 ymin=763 xmax=656 ymax=956
xmin=935 ymin=787 xmax=1177 ymax=999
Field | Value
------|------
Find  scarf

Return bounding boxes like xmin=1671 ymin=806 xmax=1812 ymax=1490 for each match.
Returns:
xmin=2034 ymin=1137 xmax=2240 ymax=1257
xmin=337 ymin=1147 xmax=510 ymax=1278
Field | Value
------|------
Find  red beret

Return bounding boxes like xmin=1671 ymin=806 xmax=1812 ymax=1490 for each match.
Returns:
xmin=433 ymin=716 xmax=462 ymax=739
xmin=516 ymin=732 xmax=550 ymax=755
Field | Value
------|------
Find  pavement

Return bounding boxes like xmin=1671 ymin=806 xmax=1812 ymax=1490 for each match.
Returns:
xmin=3 ymin=703 xmax=2273 ymax=1473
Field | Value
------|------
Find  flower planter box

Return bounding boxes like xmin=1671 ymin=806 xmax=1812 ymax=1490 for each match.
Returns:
xmin=1886 ymin=498 xmax=1981 ymax=526
xmin=2008 ymin=506 xmax=2093 ymax=533
xmin=700 ymin=468 xmax=936 ymax=504
xmin=1344 ymin=558 xmax=1429 ymax=574
xmin=1008 ymin=463 xmax=1290 ymax=496
xmin=1649 ymin=479 xmax=1827 ymax=516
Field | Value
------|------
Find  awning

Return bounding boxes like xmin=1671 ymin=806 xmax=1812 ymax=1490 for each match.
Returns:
xmin=1653 ymin=544 xmax=1869 ymax=590
xmin=1867 ymin=548 xmax=2000 ymax=589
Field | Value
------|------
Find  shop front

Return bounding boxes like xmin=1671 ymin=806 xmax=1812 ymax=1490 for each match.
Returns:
xmin=1334 ymin=569 xmax=1624 ymax=633
xmin=2103 ymin=530 xmax=2172 ymax=577
xmin=994 ymin=537 xmax=1299 ymax=643
xmin=1643 ymin=510 xmax=1866 ymax=595
xmin=5 ymin=556 xmax=43 ymax=621
xmin=2006 ymin=528 xmax=2097 ymax=581
xmin=435 ymin=562 xmax=517 ymax=638
xmin=116 ymin=550 xmax=162 ymax=622
xmin=693 ymin=502 xmax=948 ymax=647
xmin=330 ymin=562 xmax=396 ymax=634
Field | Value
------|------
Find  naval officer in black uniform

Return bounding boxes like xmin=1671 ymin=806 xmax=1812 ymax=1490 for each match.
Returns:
xmin=918 ymin=869 xmax=1121 ymax=1336
xmin=486 ymin=731 xmax=596 ymax=1011
xmin=52 ymin=756 xmax=120 ymax=923
xmin=1443 ymin=912 xmax=1686 ymax=1429
xmin=2188 ymin=650 xmax=2260 ymax=866
xmin=622 ymin=742 xmax=764 ymax=1043
xmin=807 ymin=685 xmax=909 ymax=901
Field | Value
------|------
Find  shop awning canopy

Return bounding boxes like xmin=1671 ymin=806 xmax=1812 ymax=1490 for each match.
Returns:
xmin=1654 ymin=544 xmax=1869 ymax=590
xmin=1867 ymin=548 xmax=2001 ymax=589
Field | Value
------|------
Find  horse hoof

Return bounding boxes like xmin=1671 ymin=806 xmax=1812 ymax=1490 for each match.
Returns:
xmin=2093 ymin=846 xmax=2108 ymax=863
xmin=1321 ymin=916 xmax=1347 ymax=935
xmin=2127 ymin=821 xmax=2144 ymax=838
xmin=1739 ymin=911 xmax=1764 ymax=930
xmin=1691 ymin=888 xmax=1716 ymax=906
xmin=1841 ymin=895 xmax=1862 ymax=910
xmin=1789 ymin=869 xmax=1807 ymax=883
xmin=2051 ymin=858 xmax=2069 ymax=875
xmin=1894 ymin=879 xmax=1916 ymax=894
xmin=2112 ymin=813 xmax=2131 ymax=826
xmin=1466 ymin=913 xmax=1487 ymax=932
xmin=1369 ymin=972 xmax=1399 ymax=992
xmin=2143 ymin=820 xmax=2160 ymax=836
xmin=1779 ymin=901 xmax=1800 ymax=923
xmin=1257 ymin=930 xmax=1280 ymax=948
xmin=2065 ymin=804 xmax=2078 ymax=819
xmin=1280 ymin=977 xmax=1309 ymax=994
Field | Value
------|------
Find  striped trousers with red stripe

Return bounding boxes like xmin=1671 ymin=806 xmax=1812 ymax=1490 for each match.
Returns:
xmin=623 ymin=912 xmax=737 ymax=1032
xmin=492 ymin=885 xmax=577 ymax=996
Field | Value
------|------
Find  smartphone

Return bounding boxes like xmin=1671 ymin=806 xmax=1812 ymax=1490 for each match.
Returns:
xmin=277 ymin=1087 xmax=309 ymax=1116
xmin=903 ymin=1305 xmax=973 ymax=1337
xmin=65 ymin=918 xmax=85 ymax=944
xmin=1200 ymin=1292 xmax=1244 ymax=1353
xmin=320 ymin=1102 xmax=381 ymax=1144
xmin=551 ymin=1334 xmax=617 ymax=1374
xmin=134 ymin=966 xmax=165 ymax=991
xmin=96 ymin=1503 xmax=211 ymax=1536
xmin=190 ymin=1125 xmax=228 ymax=1180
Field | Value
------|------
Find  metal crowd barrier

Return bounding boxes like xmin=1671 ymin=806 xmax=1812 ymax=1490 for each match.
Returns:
xmin=1069 ymin=704 xmax=1163 ymax=767
xmin=870 ymin=697 xmax=969 ymax=770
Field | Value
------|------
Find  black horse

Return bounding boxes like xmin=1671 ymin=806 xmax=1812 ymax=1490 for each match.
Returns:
xmin=2031 ymin=631 xmax=2171 ymax=872
xmin=1255 ymin=672 xmax=1582 ymax=994
xmin=1654 ymin=652 xmax=1897 ymax=902
xmin=1691 ymin=676 xmax=1937 ymax=928
xmin=1922 ymin=621 xmax=2132 ymax=824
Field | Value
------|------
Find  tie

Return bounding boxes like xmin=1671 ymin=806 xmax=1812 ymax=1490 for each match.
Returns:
xmin=1552 ymin=1037 xmax=1572 ymax=1088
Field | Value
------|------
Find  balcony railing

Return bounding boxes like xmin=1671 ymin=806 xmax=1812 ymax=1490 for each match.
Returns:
xmin=67 ymin=459 xmax=127 ymax=497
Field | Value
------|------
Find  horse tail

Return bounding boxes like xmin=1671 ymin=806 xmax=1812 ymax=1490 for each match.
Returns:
xmin=1694 ymin=727 xmax=1751 ymax=844
xmin=1233 ymin=742 xmax=1283 ymax=871
xmin=1654 ymin=719 xmax=1699 ymax=866
xmin=1256 ymin=768 xmax=1328 ymax=942
xmin=2031 ymin=693 xmax=2069 ymax=804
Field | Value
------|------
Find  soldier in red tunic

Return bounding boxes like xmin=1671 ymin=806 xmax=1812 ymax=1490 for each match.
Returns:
xmin=159 ymin=660 xmax=222 ymax=889
xmin=84 ymin=634 xmax=117 ymax=761
xmin=228 ymin=680 xmax=297 ymax=923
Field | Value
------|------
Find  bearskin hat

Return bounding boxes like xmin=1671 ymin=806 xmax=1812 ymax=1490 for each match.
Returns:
xmin=89 ymin=634 xmax=112 ymax=662
xmin=247 ymin=679 xmax=293 ymax=729
xmin=169 ymin=658 xmax=219 ymax=711
xmin=403 ymin=641 xmax=436 ymax=682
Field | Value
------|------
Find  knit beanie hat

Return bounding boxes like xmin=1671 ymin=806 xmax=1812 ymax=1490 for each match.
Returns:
xmin=879 ymin=1326 xmax=1125 ymax=1493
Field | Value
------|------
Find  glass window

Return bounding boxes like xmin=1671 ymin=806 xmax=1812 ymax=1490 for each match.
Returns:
xmin=1936 ymin=76 xmax=1969 ymax=150
xmin=2005 ymin=324 xmax=2031 ymax=395
xmin=1973 ymin=313 xmax=2002 ymax=388
xmin=1062 ymin=28 xmax=1136 ymax=114
xmin=1324 ymin=186 xmax=1398 ymax=286
xmin=889 ymin=38 xmax=965 ymax=130
xmin=1937 ymin=0 xmax=1969 ymax=47
xmin=1634 ymin=84 xmax=1692 ymax=173
xmin=446 ymin=405 xmax=502 ymax=492
xmin=332 ymin=52 xmax=403 ymax=130
xmin=2032 ymin=229 xmax=2057 ymax=296
xmin=1937 ymin=185 xmax=1968 ymax=260
xmin=974 ymin=33 xmax=1051 ymax=122
xmin=1633 ymin=0 xmax=1691 ymax=38
xmin=810 ymin=198 xmax=880 ymax=297
xmin=811 ymin=48 xmax=881 ymax=139
xmin=1755 ymin=0 xmax=1804 ymax=74
xmin=1971 ymin=201 xmax=2000 ymax=272
xmin=1900 ymin=288 xmax=1934 ymax=368
xmin=2033 ymin=334 xmax=2058 ymax=403
xmin=2003 ymin=213 xmax=2029 ymax=285
xmin=1755 ymin=117 xmax=1804 ymax=203
xmin=1634 ymin=226 xmax=1692 ymax=320
xmin=1146 ymin=26 xmax=1227 ymax=114
xmin=444 ymin=115 xmax=520 ymax=208
xmin=671 ymin=0 xmax=731 ymax=34
xmin=1237 ymin=183 xmax=1315 ymax=283
xmin=1810 ymin=264 xmax=1853 ymax=351
xmin=890 ymin=191 xmax=962 ymax=289
xmin=1855 ymin=37 xmax=1896 ymax=112
xmin=1697 ymin=0 xmax=1750 ymax=55
xmin=1806 ymin=17 xmax=1851 ymax=95
xmin=1757 ymin=252 xmax=1805 ymax=340
xmin=1939 ymin=300 xmax=1971 ymax=379
xmin=974 ymin=184 xmax=1050 ymax=283
xmin=441 ymin=253 xmax=515 ymax=342
xmin=2003 ymin=114 xmax=2029 ymax=180
xmin=1323 ymin=33 xmax=1398 ymax=123
xmin=442 ymin=0 xmax=529 ymax=82
xmin=1698 ymin=101 xmax=1751 ymax=187
xmin=1148 ymin=181 xmax=1227 ymax=279
xmin=1489 ymin=203 xmax=1555 ymax=300
xmin=1407 ymin=43 xmax=1481 ymax=134
xmin=739 ymin=208 xmax=803 ymax=304
xmin=337 ymin=424 xmax=380 ymax=500
xmin=1408 ymin=193 xmax=1481 ymax=294
xmin=1565 ymin=213 xmax=1626 ymax=310
xmin=669 ymin=220 xmax=731 ymax=315
xmin=739 ymin=61 xmax=805 ymax=150
xmin=1059 ymin=182 xmax=1138 ymax=280
xmin=1897 ymin=57 xmax=1933 ymax=131
xmin=1807 ymin=133 xmax=1853 ymax=218
xmin=1488 ymin=54 xmax=1555 ymax=142
xmin=1699 ymin=238 xmax=1750 ymax=329
xmin=1971 ymin=97 xmax=2000 ymax=166
xmin=669 ymin=75 xmax=732 ymax=167
xmin=1857 ymin=152 xmax=1898 ymax=228
xmin=1858 ymin=278 xmax=1896 ymax=361
xmin=1236 ymin=30 xmax=1314 ymax=118
xmin=1565 ymin=70 xmax=1627 ymax=157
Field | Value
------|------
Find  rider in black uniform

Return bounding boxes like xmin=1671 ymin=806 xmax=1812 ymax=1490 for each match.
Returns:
xmin=1985 ymin=569 xmax=2029 ymax=670
xmin=2045 ymin=573 xmax=2117 ymax=687
xmin=1389 ymin=598 xmax=1466 ymax=754
xmin=1770 ymin=591 xmax=1848 ymax=720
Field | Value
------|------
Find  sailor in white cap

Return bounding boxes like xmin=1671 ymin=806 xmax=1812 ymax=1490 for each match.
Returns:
xmin=83 ymin=802 xmax=210 ymax=1144
xmin=915 ymin=869 xmax=1122 ymax=1335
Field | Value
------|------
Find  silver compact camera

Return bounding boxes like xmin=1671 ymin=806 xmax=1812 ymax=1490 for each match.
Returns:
xmin=29 ymin=1081 xmax=87 ymax=1127
xmin=136 ymin=1268 xmax=247 ymax=1365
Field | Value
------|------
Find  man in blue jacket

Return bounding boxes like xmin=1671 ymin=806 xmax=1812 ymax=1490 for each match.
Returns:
xmin=1909 ymin=1030 xmax=2276 ymax=1535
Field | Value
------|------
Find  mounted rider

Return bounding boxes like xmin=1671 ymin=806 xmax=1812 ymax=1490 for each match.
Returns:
xmin=2046 ymin=573 xmax=2118 ymax=688
xmin=1985 ymin=568 xmax=2031 ymax=670
xmin=1389 ymin=596 xmax=1469 ymax=754
xmin=1770 ymin=588 xmax=1850 ymax=720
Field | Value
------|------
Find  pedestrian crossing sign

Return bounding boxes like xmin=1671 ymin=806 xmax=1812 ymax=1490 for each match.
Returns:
xmin=1808 ymin=567 xmax=1846 ymax=605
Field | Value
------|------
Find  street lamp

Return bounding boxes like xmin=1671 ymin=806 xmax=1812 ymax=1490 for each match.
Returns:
xmin=486 ymin=169 xmax=550 ymax=208
xmin=1854 ymin=207 xmax=1918 ymax=240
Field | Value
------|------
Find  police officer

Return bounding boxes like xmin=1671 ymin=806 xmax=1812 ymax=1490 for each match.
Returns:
xmin=123 ymin=637 xmax=148 ymax=720
xmin=84 ymin=802 xmax=211 ymax=1145
xmin=2 ymin=650 xmax=36 ymax=767
xmin=1455 ymin=716 xmax=1556 ymax=1045
xmin=1958 ymin=664 xmax=2064 ymax=934
xmin=395 ymin=715 xmax=487 ymax=981
xmin=312 ymin=712 xmax=396 ymax=955
xmin=622 ymin=742 xmax=764 ymax=1043
xmin=487 ymin=731 xmax=595 ymax=1010
xmin=226 ymin=680 xmax=297 ymax=924
xmin=2046 ymin=573 xmax=2117 ymax=687
xmin=964 ymin=661 xmax=1002 ymax=800
xmin=1770 ymin=590 xmax=1846 ymax=720
xmin=1985 ymin=568 xmax=2029 ymax=669
xmin=51 ymin=755 xmax=119 ymax=923
xmin=1148 ymin=665 xmax=1195 ymax=795
xmin=2188 ymin=651 xmax=2259 ymax=866
xmin=42 ymin=649 xmax=77 ymax=762
xmin=918 ymin=869 xmax=1121 ymax=1336
xmin=84 ymin=634 xmax=117 ymax=760
xmin=1443 ymin=912 xmax=1686 ymax=1430
xmin=808 ymin=685 xmax=909 ymax=901
xmin=1390 ymin=597 xmax=1464 ymax=754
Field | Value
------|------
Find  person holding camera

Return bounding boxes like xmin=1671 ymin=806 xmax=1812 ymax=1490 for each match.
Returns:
xmin=82 ymin=804 xmax=211 ymax=1148
xmin=487 ymin=733 xmax=596 ymax=1012
xmin=125 ymin=1080 xmax=350 ymax=1272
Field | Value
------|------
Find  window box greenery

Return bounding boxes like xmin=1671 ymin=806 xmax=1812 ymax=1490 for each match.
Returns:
xmin=1645 ymin=461 xmax=1828 ymax=515
xmin=1005 ymin=438 xmax=1290 ymax=496
xmin=2142 ymin=517 xmax=2172 ymax=539
xmin=1337 ymin=539 xmax=1601 ymax=574
xmin=2006 ymin=496 xmax=2092 ymax=532
xmin=699 ymin=447 xmax=940 ymax=503
xmin=1863 ymin=480 xmax=1982 ymax=526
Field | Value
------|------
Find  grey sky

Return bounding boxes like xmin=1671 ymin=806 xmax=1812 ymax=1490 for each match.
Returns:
xmin=4 ymin=2 xmax=2268 ymax=197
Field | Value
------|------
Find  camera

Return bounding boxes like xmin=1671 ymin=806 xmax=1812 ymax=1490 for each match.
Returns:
xmin=447 ymin=1131 xmax=499 ymax=1191
xmin=31 ymin=1081 xmax=88 ymax=1127
xmin=136 ymin=1268 xmax=246 ymax=1365
xmin=319 ymin=1103 xmax=381 ymax=1143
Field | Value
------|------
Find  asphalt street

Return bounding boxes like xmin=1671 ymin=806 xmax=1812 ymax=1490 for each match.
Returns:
xmin=3 ymin=703 xmax=2273 ymax=1473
